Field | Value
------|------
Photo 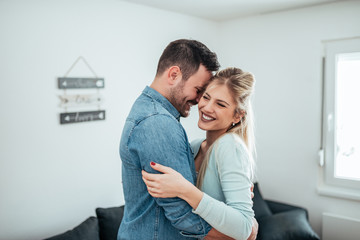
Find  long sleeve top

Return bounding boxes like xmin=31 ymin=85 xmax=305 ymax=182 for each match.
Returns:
xmin=191 ymin=133 xmax=254 ymax=240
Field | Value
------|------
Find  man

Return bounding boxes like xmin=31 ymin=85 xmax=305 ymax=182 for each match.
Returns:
xmin=118 ymin=39 xmax=257 ymax=240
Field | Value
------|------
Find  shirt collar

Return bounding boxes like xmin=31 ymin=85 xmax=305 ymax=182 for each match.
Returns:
xmin=142 ymin=86 xmax=181 ymax=121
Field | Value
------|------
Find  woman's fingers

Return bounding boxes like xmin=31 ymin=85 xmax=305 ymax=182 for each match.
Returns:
xmin=142 ymin=174 xmax=163 ymax=194
xmin=143 ymin=177 xmax=158 ymax=192
xmin=142 ymin=175 xmax=157 ymax=188
xmin=149 ymin=162 xmax=173 ymax=174
xmin=147 ymin=190 xmax=160 ymax=198
xmin=142 ymin=170 xmax=163 ymax=183
xmin=142 ymin=170 xmax=154 ymax=181
xmin=141 ymin=163 xmax=181 ymax=198
xmin=142 ymin=176 xmax=164 ymax=197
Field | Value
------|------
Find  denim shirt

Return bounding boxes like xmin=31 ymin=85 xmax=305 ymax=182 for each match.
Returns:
xmin=118 ymin=86 xmax=211 ymax=240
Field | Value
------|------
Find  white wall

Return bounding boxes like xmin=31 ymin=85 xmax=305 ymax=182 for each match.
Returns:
xmin=217 ymin=1 xmax=360 ymax=237
xmin=0 ymin=0 xmax=219 ymax=239
xmin=2 ymin=0 xmax=360 ymax=239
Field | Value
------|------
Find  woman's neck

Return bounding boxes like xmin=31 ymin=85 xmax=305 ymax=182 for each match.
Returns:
xmin=205 ymin=130 xmax=226 ymax=148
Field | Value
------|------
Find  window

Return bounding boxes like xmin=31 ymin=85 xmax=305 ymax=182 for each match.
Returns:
xmin=335 ymin=52 xmax=360 ymax=181
xmin=320 ymin=37 xmax=360 ymax=198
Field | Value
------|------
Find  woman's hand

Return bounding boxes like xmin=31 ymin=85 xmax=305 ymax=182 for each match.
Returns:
xmin=142 ymin=162 xmax=204 ymax=209
xmin=142 ymin=162 xmax=192 ymax=198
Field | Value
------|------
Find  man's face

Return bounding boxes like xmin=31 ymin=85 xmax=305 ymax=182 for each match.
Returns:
xmin=169 ymin=65 xmax=212 ymax=117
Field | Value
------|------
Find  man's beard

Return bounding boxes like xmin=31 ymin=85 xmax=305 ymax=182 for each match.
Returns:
xmin=169 ymin=81 xmax=190 ymax=117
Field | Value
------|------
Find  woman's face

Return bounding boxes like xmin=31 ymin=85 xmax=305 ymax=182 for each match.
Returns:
xmin=197 ymin=82 xmax=240 ymax=134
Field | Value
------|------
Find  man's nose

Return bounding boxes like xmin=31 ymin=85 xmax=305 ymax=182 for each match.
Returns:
xmin=195 ymin=93 xmax=202 ymax=103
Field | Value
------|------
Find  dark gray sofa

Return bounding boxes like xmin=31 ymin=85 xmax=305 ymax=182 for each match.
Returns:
xmin=45 ymin=183 xmax=319 ymax=240
xmin=252 ymin=183 xmax=319 ymax=240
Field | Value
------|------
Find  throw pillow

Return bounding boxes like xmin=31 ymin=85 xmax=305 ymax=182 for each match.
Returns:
xmin=44 ymin=216 xmax=99 ymax=240
xmin=257 ymin=209 xmax=320 ymax=240
xmin=96 ymin=206 xmax=124 ymax=240
xmin=253 ymin=183 xmax=272 ymax=220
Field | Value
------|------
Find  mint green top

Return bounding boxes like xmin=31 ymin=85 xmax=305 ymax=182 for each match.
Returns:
xmin=191 ymin=133 xmax=254 ymax=240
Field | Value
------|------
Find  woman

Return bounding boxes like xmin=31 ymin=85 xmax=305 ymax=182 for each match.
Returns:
xmin=142 ymin=67 xmax=256 ymax=240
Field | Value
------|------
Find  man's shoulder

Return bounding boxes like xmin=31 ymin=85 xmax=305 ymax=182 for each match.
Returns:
xmin=126 ymin=96 xmax=182 ymax=134
xmin=137 ymin=113 xmax=180 ymax=130
xmin=125 ymin=96 xmax=170 ymax=124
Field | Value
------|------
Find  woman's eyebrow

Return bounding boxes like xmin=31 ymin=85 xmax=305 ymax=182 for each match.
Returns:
xmin=217 ymin=99 xmax=230 ymax=106
xmin=205 ymin=92 xmax=230 ymax=106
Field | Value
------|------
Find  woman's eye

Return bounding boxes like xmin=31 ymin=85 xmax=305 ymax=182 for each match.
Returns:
xmin=217 ymin=103 xmax=226 ymax=107
xmin=203 ymin=95 xmax=209 ymax=100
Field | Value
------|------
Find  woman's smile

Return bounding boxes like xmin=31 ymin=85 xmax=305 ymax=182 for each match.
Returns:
xmin=201 ymin=112 xmax=215 ymax=121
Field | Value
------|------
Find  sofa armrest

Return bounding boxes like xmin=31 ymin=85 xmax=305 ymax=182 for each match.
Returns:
xmin=265 ymin=200 xmax=309 ymax=219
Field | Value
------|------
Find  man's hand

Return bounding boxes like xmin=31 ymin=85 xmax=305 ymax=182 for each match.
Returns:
xmin=251 ymin=183 xmax=255 ymax=199
xmin=247 ymin=218 xmax=258 ymax=240
xmin=205 ymin=228 xmax=234 ymax=240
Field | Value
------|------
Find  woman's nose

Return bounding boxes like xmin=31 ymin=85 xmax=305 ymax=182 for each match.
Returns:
xmin=202 ymin=101 xmax=213 ymax=112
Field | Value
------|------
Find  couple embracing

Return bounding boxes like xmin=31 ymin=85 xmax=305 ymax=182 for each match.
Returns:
xmin=118 ymin=39 xmax=258 ymax=240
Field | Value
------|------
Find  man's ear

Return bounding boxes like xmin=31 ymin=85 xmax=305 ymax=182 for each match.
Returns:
xmin=167 ymin=66 xmax=182 ymax=86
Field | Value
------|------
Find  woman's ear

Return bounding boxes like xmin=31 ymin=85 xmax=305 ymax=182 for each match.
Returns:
xmin=233 ymin=110 xmax=244 ymax=124
xmin=167 ymin=66 xmax=182 ymax=85
xmin=233 ymin=114 xmax=241 ymax=125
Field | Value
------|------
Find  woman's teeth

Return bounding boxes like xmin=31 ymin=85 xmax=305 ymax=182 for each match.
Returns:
xmin=202 ymin=114 xmax=214 ymax=121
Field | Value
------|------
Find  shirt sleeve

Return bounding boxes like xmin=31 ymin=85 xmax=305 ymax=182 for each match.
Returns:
xmin=190 ymin=138 xmax=205 ymax=156
xmin=129 ymin=114 xmax=211 ymax=238
xmin=193 ymin=134 xmax=254 ymax=240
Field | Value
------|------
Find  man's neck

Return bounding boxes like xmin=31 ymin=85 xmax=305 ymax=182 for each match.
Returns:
xmin=150 ymin=79 xmax=169 ymax=100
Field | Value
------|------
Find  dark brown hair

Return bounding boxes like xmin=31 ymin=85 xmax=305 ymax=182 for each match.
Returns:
xmin=156 ymin=39 xmax=220 ymax=80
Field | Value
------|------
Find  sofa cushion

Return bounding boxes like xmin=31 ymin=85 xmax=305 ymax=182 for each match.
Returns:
xmin=44 ymin=216 xmax=99 ymax=240
xmin=96 ymin=206 xmax=124 ymax=240
xmin=257 ymin=209 xmax=319 ymax=240
xmin=253 ymin=183 xmax=272 ymax=220
xmin=266 ymin=200 xmax=308 ymax=216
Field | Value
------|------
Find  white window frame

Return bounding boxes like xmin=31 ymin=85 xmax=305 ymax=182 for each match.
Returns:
xmin=319 ymin=37 xmax=360 ymax=201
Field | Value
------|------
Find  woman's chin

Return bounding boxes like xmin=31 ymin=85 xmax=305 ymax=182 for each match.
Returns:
xmin=198 ymin=122 xmax=204 ymax=130
xmin=198 ymin=121 xmax=209 ymax=131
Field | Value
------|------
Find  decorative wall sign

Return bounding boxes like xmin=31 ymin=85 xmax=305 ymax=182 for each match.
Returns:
xmin=58 ymin=77 xmax=104 ymax=89
xmin=60 ymin=110 xmax=105 ymax=124
xmin=59 ymin=94 xmax=103 ymax=108
xmin=58 ymin=56 xmax=106 ymax=125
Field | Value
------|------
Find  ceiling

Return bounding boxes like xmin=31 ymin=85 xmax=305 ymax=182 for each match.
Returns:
xmin=119 ymin=0 xmax=341 ymax=21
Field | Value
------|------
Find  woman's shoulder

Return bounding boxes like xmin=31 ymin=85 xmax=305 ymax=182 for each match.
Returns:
xmin=214 ymin=133 xmax=249 ymax=160
xmin=214 ymin=133 xmax=252 ymax=172
xmin=217 ymin=133 xmax=246 ymax=149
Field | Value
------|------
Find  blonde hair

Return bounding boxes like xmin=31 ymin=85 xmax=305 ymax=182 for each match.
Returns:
xmin=196 ymin=67 xmax=256 ymax=188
